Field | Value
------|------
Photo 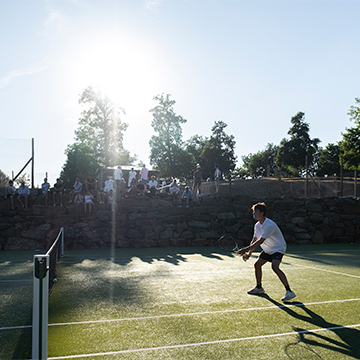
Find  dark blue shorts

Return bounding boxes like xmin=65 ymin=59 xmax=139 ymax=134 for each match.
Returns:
xmin=259 ymin=251 xmax=284 ymax=262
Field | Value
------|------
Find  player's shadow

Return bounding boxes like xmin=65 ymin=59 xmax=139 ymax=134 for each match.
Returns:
xmin=261 ymin=294 xmax=360 ymax=359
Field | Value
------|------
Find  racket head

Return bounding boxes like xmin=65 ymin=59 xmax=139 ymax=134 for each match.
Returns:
xmin=218 ymin=235 xmax=239 ymax=253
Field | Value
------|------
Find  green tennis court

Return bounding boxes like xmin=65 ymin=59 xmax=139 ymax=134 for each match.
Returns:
xmin=1 ymin=244 xmax=360 ymax=359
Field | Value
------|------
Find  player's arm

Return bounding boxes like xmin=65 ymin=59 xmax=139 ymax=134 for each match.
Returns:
xmin=237 ymin=237 xmax=266 ymax=256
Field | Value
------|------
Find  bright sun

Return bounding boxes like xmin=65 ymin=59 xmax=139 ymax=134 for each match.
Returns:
xmin=65 ymin=31 xmax=163 ymax=108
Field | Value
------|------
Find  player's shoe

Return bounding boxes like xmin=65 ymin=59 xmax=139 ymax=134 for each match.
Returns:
xmin=247 ymin=286 xmax=265 ymax=295
xmin=281 ymin=291 xmax=296 ymax=301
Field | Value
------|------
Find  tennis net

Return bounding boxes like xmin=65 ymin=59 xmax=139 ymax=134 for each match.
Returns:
xmin=32 ymin=227 xmax=64 ymax=360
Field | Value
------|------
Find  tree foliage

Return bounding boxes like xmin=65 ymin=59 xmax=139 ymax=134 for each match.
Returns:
xmin=76 ymin=86 xmax=130 ymax=167
xmin=0 ymin=169 xmax=10 ymax=187
xmin=340 ymin=98 xmax=360 ymax=171
xmin=60 ymin=143 xmax=99 ymax=188
xmin=149 ymin=93 xmax=193 ymax=178
xmin=187 ymin=121 xmax=236 ymax=180
xmin=275 ymin=112 xmax=320 ymax=176
xmin=241 ymin=143 xmax=278 ymax=178
xmin=316 ymin=143 xmax=341 ymax=176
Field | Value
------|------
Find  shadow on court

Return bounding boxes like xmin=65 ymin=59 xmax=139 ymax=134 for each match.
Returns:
xmin=262 ymin=294 xmax=360 ymax=359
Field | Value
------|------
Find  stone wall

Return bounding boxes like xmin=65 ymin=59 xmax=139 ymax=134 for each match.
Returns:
xmin=0 ymin=193 xmax=359 ymax=251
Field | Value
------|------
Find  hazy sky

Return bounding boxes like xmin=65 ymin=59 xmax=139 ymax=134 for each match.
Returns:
xmin=1 ymin=0 xmax=359 ymax=186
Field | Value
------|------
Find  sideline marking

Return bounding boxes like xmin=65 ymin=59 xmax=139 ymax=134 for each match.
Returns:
xmin=3 ymin=298 xmax=359 ymax=331
xmin=48 ymin=324 xmax=360 ymax=359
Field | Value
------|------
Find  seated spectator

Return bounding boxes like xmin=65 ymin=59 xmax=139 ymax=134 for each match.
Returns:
xmin=107 ymin=188 xmax=115 ymax=204
xmin=41 ymin=178 xmax=51 ymax=205
xmin=52 ymin=178 xmax=63 ymax=206
xmin=128 ymin=177 xmax=137 ymax=195
xmin=97 ymin=189 xmax=105 ymax=204
xmin=69 ymin=178 xmax=83 ymax=203
xmin=5 ymin=180 xmax=16 ymax=209
xmin=104 ymin=176 xmax=114 ymax=194
xmin=119 ymin=177 xmax=127 ymax=199
xmin=179 ymin=186 xmax=193 ymax=208
xmin=18 ymin=181 xmax=30 ymax=208
xmin=73 ymin=191 xmax=83 ymax=205
xmin=148 ymin=175 xmax=158 ymax=198
xmin=160 ymin=178 xmax=167 ymax=193
xmin=85 ymin=175 xmax=97 ymax=192
xmin=195 ymin=189 xmax=204 ymax=206
xmin=169 ymin=179 xmax=180 ymax=196
xmin=137 ymin=179 xmax=146 ymax=195
xmin=128 ymin=167 xmax=137 ymax=187
xmin=83 ymin=190 xmax=94 ymax=214
xmin=106 ymin=188 xmax=118 ymax=213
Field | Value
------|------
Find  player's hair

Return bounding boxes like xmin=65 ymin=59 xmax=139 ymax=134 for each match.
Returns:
xmin=252 ymin=202 xmax=267 ymax=216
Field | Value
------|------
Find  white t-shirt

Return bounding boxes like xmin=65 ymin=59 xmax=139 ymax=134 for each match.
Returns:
xmin=253 ymin=218 xmax=286 ymax=255
xmin=149 ymin=180 xmax=157 ymax=188
xmin=114 ymin=168 xmax=122 ymax=181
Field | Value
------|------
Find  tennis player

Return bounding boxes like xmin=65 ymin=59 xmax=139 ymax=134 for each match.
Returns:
xmin=237 ymin=202 xmax=296 ymax=301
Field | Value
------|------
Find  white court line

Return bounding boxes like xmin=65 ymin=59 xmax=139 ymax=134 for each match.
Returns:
xmin=294 ymin=264 xmax=360 ymax=279
xmin=48 ymin=323 xmax=360 ymax=359
xmin=3 ymin=298 xmax=359 ymax=331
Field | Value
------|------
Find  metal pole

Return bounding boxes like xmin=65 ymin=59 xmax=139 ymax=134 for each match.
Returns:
xmin=355 ymin=170 xmax=357 ymax=198
xmin=340 ymin=156 xmax=343 ymax=197
xmin=305 ymin=155 xmax=309 ymax=198
xmin=32 ymin=138 xmax=35 ymax=189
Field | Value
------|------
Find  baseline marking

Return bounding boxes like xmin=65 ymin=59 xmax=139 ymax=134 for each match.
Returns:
xmin=3 ymin=297 xmax=358 ymax=331
xmin=48 ymin=323 xmax=360 ymax=359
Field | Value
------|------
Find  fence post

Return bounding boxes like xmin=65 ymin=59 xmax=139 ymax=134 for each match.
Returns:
xmin=355 ymin=170 xmax=357 ymax=198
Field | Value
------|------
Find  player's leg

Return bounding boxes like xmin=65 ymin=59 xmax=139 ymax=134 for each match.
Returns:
xmin=271 ymin=260 xmax=289 ymax=287
xmin=272 ymin=258 xmax=296 ymax=301
xmin=248 ymin=257 xmax=267 ymax=294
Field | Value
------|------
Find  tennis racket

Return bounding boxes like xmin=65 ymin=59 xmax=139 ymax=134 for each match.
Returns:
xmin=217 ymin=235 xmax=239 ymax=253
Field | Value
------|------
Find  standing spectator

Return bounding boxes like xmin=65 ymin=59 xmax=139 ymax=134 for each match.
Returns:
xmin=52 ymin=178 xmax=63 ymax=206
xmin=148 ymin=175 xmax=158 ymax=198
xmin=193 ymin=166 xmax=203 ymax=193
xmin=169 ymin=179 xmax=180 ymax=196
xmin=214 ymin=165 xmax=221 ymax=194
xmin=68 ymin=178 xmax=82 ymax=203
xmin=85 ymin=175 xmax=97 ymax=192
xmin=128 ymin=167 xmax=137 ymax=187
xmin=83 ymin=190 xmax=94 ymax=214
xmin=104 ymin=176 xmax=114 ymax=194
xmin=114 ymin=166 xmax=122 ymax=190
xmin=41 ymin=178 xmax=51 ymax=205
xmin=179 ymin=186 xmax=193 ymax=207
xmin=139 ymin=164 xmax=148 ymax=189
xmin=18 ymin=181 xmax=30 ymax=208
xmin=5 ymin=180 xmax=16 ymax=209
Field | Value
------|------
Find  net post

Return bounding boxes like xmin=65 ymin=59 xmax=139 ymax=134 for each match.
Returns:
xmin=32 ymin=255 xmax=49 ymax=360
xmin=60 ymin=227 xmax=64 ymax=257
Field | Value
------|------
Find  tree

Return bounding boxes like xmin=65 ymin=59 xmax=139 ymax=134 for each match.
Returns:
xmin=241 ymin=143 xmax=278 ymax=178
xmin=316 ymin=143 xmax=342 ymax=176
xmin=0 ymin=169 xmax=10 ymax=187
xmin=275 ymin=112 xmax=320 ymax=176
xmin=75 ymin=86 xmax=130 ymax=167
xmin=60 ymin=143 xmax=100 ymax=189
xmin=149 ymin=93 xmax=192 ymax=177
xmin=339 ymin=98 xmax=360 ymax=171
xmin=185 ymin=135 xmax=208 ymax=167
xmin=200 ymin=121 xmax=237 ymax=180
